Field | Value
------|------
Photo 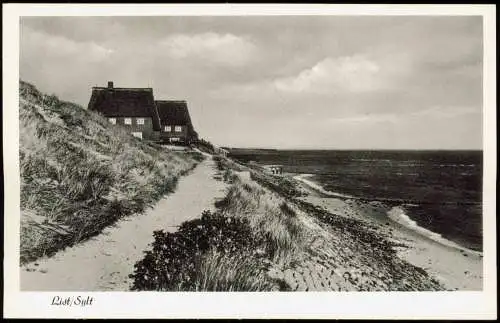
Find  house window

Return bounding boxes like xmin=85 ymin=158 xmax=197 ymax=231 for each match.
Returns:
xmin=136 ymin=118 xmax=144 ymax=125
xmin=109 ymin=118 xmax=116 ymax=125
xmin=170 ymin=137 xmax=180 ymax=142
xmin=131 ymin=132 xmax=143 ymax=139
xmin=124 ymin=118 xmax=132 ymax=125
xmin=165 ymin=126 xmax=171 ymax=132
xmin=175 ymin=126 xmax=182 ymax=132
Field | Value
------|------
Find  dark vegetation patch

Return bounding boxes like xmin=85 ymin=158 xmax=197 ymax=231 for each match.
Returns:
xmin=130 ymin=210 xmax=287 ymax=291
xmin=250 ymin=170 xmax=305 ymax=199
xmin=213 ymin=155 xmax=245 ymax=172
xmin=196 ymin=138 xmax=216 ymax=154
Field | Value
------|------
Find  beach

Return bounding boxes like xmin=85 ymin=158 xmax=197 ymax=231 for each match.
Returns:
xmin=293 ymin=174 xmax=483 ymax=291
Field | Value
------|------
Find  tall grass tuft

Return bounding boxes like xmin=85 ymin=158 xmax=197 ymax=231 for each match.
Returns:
xmin=217 ymin=173 xmax=305 ymax=266
xmin=191 ymin=249 xmax=277 ymax=291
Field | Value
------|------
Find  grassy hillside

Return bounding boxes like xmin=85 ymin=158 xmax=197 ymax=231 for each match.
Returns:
xmin=19 ymin=80 xmax=204 ymax=264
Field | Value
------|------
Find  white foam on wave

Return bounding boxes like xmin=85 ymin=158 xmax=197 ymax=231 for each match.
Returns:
xmin=387 ymin=206 xmax=482 ymax=256
xmin=293 ymin=174 xmax=355 ymax=199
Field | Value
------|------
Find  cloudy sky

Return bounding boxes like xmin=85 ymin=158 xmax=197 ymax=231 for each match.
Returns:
xmin=20 ymin=16 xmax=483 ymax=149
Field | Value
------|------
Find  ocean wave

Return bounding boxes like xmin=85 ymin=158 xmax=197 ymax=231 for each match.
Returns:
xmin=438 ymin=164 xmax=477 ymax=168
xmin=387 ymin=206 xmax=482 ymax=256
xmin=293 ymin=174 xmax=355 ymax=199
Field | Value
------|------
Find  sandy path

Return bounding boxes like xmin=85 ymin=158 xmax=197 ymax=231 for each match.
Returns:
xmin=20 ymin=157 xmax=227 ymax=291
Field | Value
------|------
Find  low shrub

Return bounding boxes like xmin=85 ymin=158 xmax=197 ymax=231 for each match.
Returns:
xmin=213 ymin=155 xmax=225 ymax=171
xmin=129 ymin=210 xmax=279 ymax=291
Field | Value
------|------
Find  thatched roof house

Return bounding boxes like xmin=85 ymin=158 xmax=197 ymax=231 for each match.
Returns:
xmin=88 ymin=82 xmax=161 ymax=140
xmin=155 ymin=100 xmax=198 ymax=144
xmin=87 ymin=81 xmax=198 ymax=144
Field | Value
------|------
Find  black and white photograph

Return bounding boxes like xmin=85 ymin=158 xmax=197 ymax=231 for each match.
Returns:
xmin=3 ymin=3 xmax=496 ymax=319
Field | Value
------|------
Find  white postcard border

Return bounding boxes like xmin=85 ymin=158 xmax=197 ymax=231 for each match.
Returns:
xmin=3 ymin=4 xmax=497 ymax=319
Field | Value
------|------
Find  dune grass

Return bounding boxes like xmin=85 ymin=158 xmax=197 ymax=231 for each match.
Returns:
xmin=19 ymin=80 xmax=204 ymax=264
xmin=249 ymin=169 xmax=305 ymax=199
xmin=213 ymin=154 xmax=246 ymax=172
xmin=189 ymin=249 xmax=279 ymax=291
xmin=213 ymin=155 xmax=306 ymax=265
xmin=215 ymin=172 xmax=305 ymax=266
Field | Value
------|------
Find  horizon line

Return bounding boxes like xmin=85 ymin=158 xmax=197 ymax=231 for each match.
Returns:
xmin=219 ymin=146 xmax=484 ymax=151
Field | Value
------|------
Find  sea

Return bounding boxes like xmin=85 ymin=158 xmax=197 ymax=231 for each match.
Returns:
xmin=228 ymin=149 xmax=483 ymax=252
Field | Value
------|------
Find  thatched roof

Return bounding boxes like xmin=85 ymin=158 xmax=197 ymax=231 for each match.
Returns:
xmin=88 ymin=85 xmax=161 ymax=131
xmin=155 ymin=100 xmax=197 ymax=138
xmin=155 ymin=100 xmax=191 ymax=125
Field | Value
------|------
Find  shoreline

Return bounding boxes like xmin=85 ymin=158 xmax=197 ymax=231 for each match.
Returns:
xmin=293 ymin=173 xmax=482 ymax=255
xmin=292 ymin=173 xmax=483 ymax=291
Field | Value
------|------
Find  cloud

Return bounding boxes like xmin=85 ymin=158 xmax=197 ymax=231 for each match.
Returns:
xmin=327 ymin=113 xmax=398 ymax=125
xmin=209 ymin=55 xmax=387 ymax=102
xmin=159 ymin=32 xmax=256 ymax=66
xmin=410 ymin=105 xmax=479 ymax=118
xmin=21 ymin=17 xmax=126 ymax=43
xmin=18 ymin=16 xmax=483 ymax=149
xmin=273 ymin=55 xmax=382 ymax=94
xmin=21 ymin=27 xmax=114 ymax=62
xmin=326 ymin=105 xmax=480 ymax=127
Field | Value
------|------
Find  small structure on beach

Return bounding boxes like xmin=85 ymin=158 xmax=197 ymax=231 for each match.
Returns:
xmin=214 ymin=147 xmax=229 ymax=157
xmin=262 ymin=164 xmax=284 ymax=176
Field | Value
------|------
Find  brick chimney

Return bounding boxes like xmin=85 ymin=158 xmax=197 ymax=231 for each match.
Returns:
xmin=107 ymin=81 xmax=114 ymax=89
